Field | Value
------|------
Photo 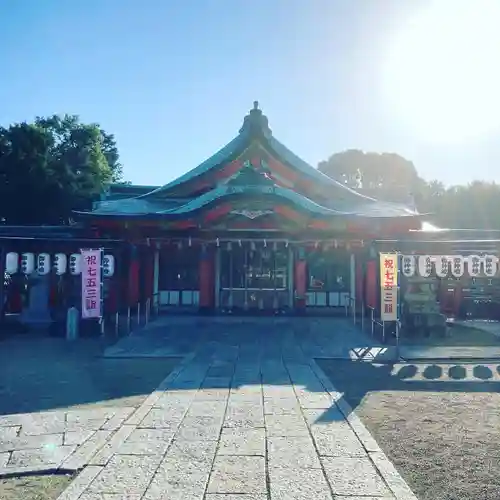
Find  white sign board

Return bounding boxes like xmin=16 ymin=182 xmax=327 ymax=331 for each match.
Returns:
xmin=81 ymin=249 xmax=102 ymax=319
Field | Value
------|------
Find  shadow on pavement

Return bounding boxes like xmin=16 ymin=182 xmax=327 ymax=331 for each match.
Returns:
xmin=317 ymin=358 xmax=500 ymax=421
xmin=0 ymin=334 xmax=181 ymax=415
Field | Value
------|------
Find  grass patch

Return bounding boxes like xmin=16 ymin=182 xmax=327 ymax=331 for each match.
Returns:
xmin=318 ymin=358 xmax=500 ymax=500
xmin=0 ymin=473 xmax=74 ymax=500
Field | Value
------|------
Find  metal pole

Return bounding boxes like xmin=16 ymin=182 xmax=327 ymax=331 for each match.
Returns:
xmin=115 ymin=311 xmax=119 ymax=336
xmin=0 ymin=247 xmax=5 ymax=324
xmin=127 ymin=306 xmax=131 ymax=334
xmin=137 ymin=302 xmax=141 ymax=326
xmin=396 ymin=320 xmax=400 ymax=359
xmin=100 ymin=317 xmax=105 ymax=336
xmin=352 ymin=297 xmax=356 ymax=324
xmin=382 ymin=321 xmax=386 ymax=343
xmin=145 ymin=298 xmax=150 ymax=324
xmin=371 ymin=308 xmax=374 ymax=336
xmin=361 ymin=301 xmax=364 ymax=330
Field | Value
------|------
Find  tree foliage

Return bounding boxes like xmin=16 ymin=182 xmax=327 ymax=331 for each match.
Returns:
xmin=0 ymin=115 xmax=124 ymax=225
xmin=319 ymin=149 xmax=420 ymax=191
xmin=318 ymin=149 xmax=500 ymax=230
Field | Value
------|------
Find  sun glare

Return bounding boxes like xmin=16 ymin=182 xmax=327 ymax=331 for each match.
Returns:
xmin=383 ymin=0 xmax=500 ymax=143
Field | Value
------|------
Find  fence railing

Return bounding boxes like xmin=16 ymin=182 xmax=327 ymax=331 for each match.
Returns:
xmin=367 ymin=306 xmax=386 ymax=342
xmin=345 ymin=297 xmax=401 ymax=345
xmin=345 ymin=295 xmax=365 ymax=331
xmin=70 ymin=294 xmax=162 ymax=340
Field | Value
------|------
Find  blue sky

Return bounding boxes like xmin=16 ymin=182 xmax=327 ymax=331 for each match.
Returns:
xmin=1 ymin=0 xmax=498 ymax=186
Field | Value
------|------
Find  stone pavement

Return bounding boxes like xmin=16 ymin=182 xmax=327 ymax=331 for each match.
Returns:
xmin=48 ymin=321 xmax=417 ymax=500
xmin=103 ymin=316 xmax=390 ymax=362
xmin=0 ymin=405 xmax=137 ymax=476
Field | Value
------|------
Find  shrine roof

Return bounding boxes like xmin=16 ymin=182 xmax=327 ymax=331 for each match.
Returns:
xmin=78 ymin=102 xmax=420 ymax=222
xmin=84 ymin=181 xmax=417 ymax=220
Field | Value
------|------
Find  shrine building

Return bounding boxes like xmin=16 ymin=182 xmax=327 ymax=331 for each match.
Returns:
xmin=3 ymin=102 xmax=499 ymax=321
xmin=74 ymin=102 xmax=423 ymax=315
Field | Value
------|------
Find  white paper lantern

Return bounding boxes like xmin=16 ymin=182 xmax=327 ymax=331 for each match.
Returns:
xmin=5 ymin=252 xmax=19 ymax=274
xmin=450 ymin=255 xmax=465 ymax=278
xmin=37 ymin=253 xmax=50 ymax=276
xmin=401 ymin=255 xmax=416 ymax=277
xmin=418 ymin=255 xmax=433 ymax=277
xmin=69 ymin=253 xmax=82 ymax=275
xmin=21 ymin=253 xmax=35 ymax=275
xmin=103 ymin=254 xmax=115 ymax=277
xmin=483 ymin=254 xmax=498 ymax=278
xmin=467 ymin=255 xmax=482 ymax=277
xmin=53 ymin=253 xmax=67 ymax=275
xmin=435 ymin=255 xmax=450 ymax=278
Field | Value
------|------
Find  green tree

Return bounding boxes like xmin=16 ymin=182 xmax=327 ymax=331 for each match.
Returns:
xmin=0 ymin=114 xmax=123 ymax=225
xmin=427 ymin=181 xmax=500 ymax=230
xmin=318 ymin=149 xmax=420 ymax=191
xmin=318 ymin=149 xmax=500 ymax=230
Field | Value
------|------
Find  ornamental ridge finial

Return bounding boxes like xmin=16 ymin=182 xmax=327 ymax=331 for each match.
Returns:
xmin=239 ymin=100 xmax=271 ymax=136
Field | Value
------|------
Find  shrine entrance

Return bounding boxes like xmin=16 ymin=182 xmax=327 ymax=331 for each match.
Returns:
xmin=217 ymin=242 xmax=293 ymax=313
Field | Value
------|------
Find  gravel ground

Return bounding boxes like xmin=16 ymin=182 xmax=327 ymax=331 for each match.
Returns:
xmin=398 ymin=324 xmax=500 ymax=347
xmin=318 ymin=359 xmax=500 ymax=500
xmin=0 ymin=331 xmax=181 ymax=499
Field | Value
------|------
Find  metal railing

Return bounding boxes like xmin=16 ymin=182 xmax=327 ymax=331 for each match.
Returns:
xmin=345 ymin=295 xmax=365 ymax=330
xmin=365 ymin=306 xmax=400 ymax=347
xmin=367 ymin=306 xmax=386 ymax=342
xmin=99 ymin=294 xmax=161 ymax=339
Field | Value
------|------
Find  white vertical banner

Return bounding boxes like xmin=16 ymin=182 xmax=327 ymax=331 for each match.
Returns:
xmin=380 ymin=253 xmax=398 ymax=321
xmin=81 ymin=248 xmax=103 ymax=319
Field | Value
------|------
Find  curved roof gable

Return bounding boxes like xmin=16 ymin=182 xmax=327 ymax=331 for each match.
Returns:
xmin=136 ymin=102 xmax=385 ymax=204
xmin=80 ymin=102 xmax=420 ymax=221
xmin=83 ymin=160 xmax=418 ymax=220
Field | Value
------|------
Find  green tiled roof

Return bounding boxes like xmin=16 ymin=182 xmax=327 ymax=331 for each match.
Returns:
xmin=78 ymin=102 xmax=419 ymax=221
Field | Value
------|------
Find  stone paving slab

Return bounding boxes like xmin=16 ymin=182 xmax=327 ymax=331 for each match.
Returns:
xmin=218 ymin=427 xmax=265 ymax=456
xmin=9 ymin=444 xmax=76 ymax=468
xmin=268 ymin=466 xmax=333 ymax=499
xmin=87 ymin=454 xmax=163 ymax=495
xmin=56 ymin=465 xmax=104 ymax=500
xmin=0 ymin=407 xmax=144 ymax=476
xmin=55 ymin=319 xmax=417 ymax=500
xmin=322 ymin=456 xmax=392 ymax=496
xmin=267 ymin=435 xmax=321 ymax=468
xmin=205 ymin=495 xmax=267 ymax=500
xmin=0 ymin=452 xmax=10 ymax=468
xmin=207 ymin=455 xmax=267 ymax=495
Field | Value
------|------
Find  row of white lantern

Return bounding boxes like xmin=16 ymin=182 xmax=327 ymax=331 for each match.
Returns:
xmin=5 ymin=252 xmax=115 ymax=277
xmin=401 ymin=255 xmax=499 ymax=278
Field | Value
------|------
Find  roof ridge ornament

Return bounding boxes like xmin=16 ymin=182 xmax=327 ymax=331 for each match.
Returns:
xmin=239 ymin=101 xmax=272 ymax=137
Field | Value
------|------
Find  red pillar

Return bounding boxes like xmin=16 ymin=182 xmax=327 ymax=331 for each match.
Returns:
xmin=355 ymin=260 xmax=364 ymax=303
xmin=294 ymin=247 xmax=307 ymax=313
xmin=127 ymin=245 xmax=140 ymax=306
xmin=107 ymin=276 xmax=118 ymax=313
xmin=143 ymin=247 xmax=154 ymax=302
xmin=199 ymin=245 xmax=214 ymax=312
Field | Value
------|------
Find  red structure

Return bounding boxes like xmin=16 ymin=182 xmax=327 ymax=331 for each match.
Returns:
xmin=73 ymin=102 xmax=422 ymax=315
xmin=3 ymin=103 xmax=499 ymax=321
